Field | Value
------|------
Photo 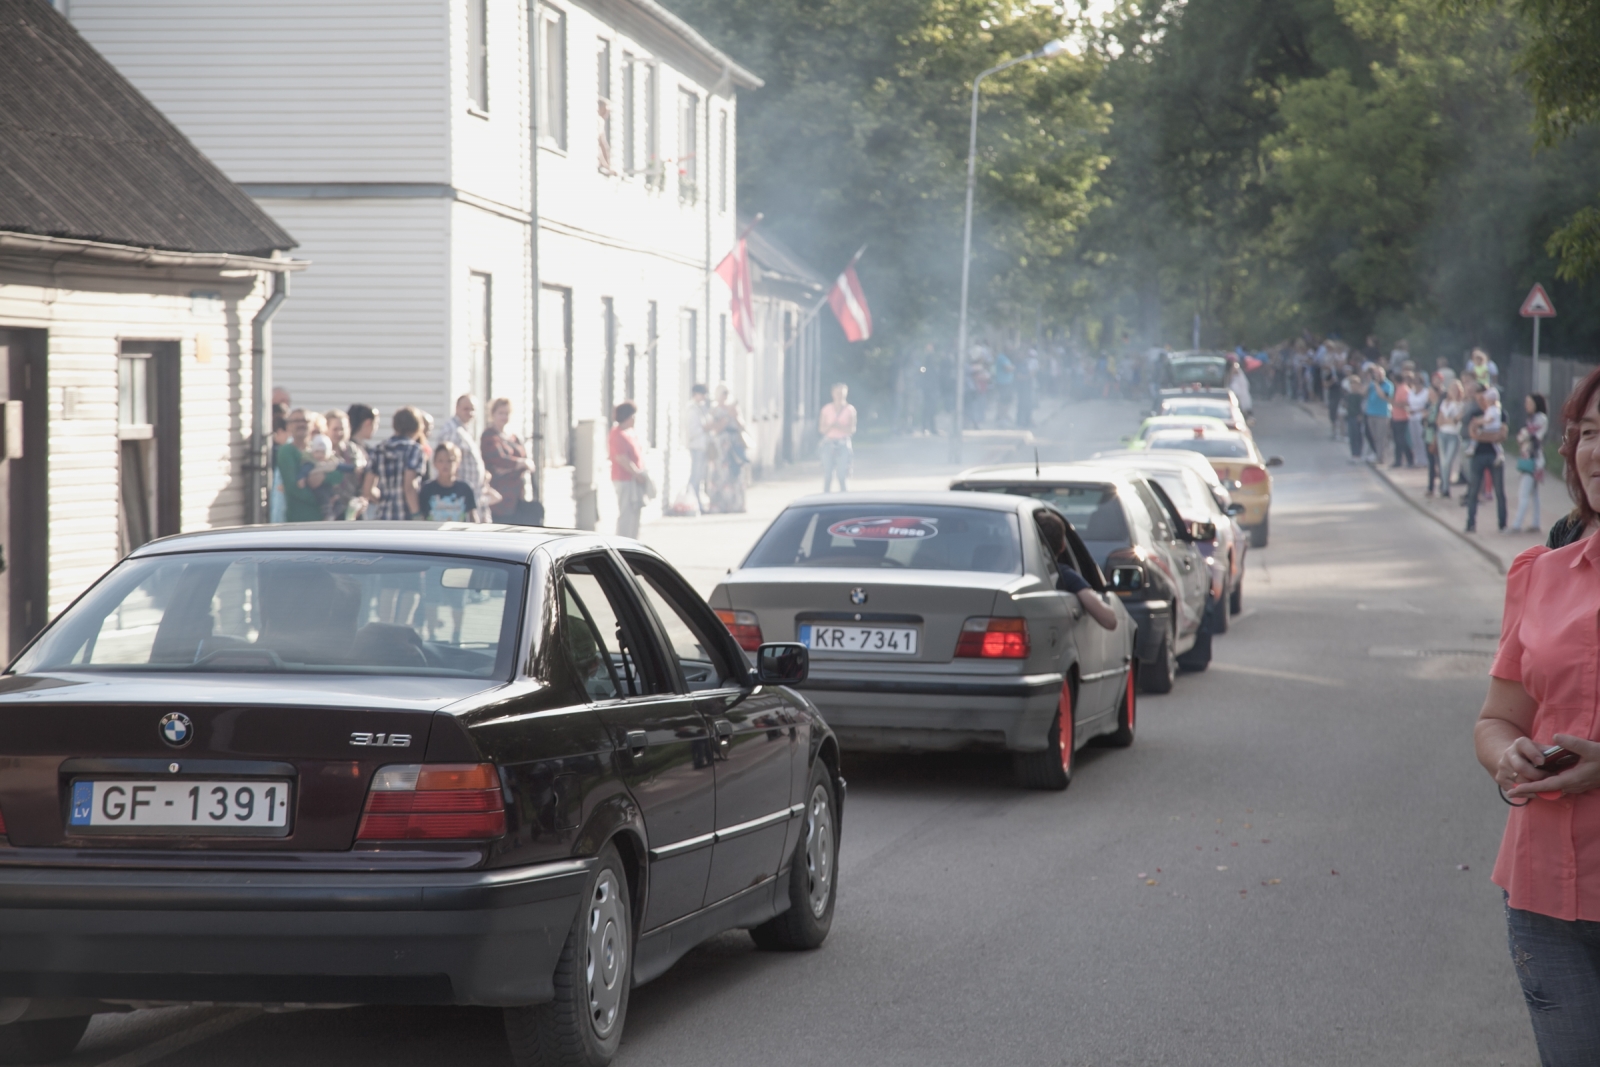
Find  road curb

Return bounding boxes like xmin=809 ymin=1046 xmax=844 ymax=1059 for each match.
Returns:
xmin=1366 ymin=462 xmax=1508 ymax=575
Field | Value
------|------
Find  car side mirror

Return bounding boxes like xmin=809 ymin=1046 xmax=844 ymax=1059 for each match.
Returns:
xmin=754 ymin=642 xmax=809 ymax=686
xmin=1109 ymin=566 xmax=1144 ymax=592
xmin=1265 ymin=456 xmax=1284 ymax=468
xmin=1188 ymin=520 xmax=1218 ymax=542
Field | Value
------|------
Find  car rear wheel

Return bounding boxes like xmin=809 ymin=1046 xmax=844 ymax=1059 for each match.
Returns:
xmin=751 ymin=763 xmax=838 ymax=950
xmin=1230 ymin=578 xmax=1243 ymax=615
xmin=0 ymin=1016 xmax=91 ymax=1064
xmin=1137 ymin=626 xmax=1176 ymax=694
xmin=1177 ymin=628 xmax=1212 ymax=672
xmin=504 ymin=843 xmax=632 ymax=1067
xmin=1014 ymin=680 xmax=1074 ymax=790
xmin=1250 ymin=517 xmax=1269 ymax=548
xmin=1099 ymin=664 xmax=1137 ymax=748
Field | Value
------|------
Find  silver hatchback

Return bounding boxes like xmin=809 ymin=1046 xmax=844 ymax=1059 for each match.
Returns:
xmin=709 ymin=492 xmax=1136 ymax=789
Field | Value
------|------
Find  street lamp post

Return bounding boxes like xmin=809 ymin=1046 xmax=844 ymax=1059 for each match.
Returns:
xmin=951 ymin=39 xmax=1069 ymax=463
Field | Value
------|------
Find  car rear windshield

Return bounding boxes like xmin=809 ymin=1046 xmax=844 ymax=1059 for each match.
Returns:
xmin=743 ymin=505 xmax=1023 ymax=573
xmin=1166 ymin=359 xmax=1229 ymax=387
xmin=1149 ymin=436 xmax=1251 ymax=458
xmin=11 ymin=550 xmax=524 ymax=678
xmin=958 ymin=484 xmax=1132 ymax=554
xmin=1160 ymin=401 xmax=1230 ymax=420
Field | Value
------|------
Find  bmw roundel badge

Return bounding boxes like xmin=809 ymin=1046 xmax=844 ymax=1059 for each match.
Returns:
xmin=849 ymin=587 xmax=868 ymax=605
xmin=159 ymin=712 xmax=193 ymax=748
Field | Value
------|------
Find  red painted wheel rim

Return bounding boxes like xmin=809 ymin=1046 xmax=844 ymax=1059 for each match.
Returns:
xmin=1059 ymin=683 xmax=1073 ymax=773
xmin=1126 ymin=666 xmax=1137 ymax=731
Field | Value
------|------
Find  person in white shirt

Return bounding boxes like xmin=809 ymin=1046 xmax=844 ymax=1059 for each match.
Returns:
xmin=685 ymin=384 xmax=711 ymax=513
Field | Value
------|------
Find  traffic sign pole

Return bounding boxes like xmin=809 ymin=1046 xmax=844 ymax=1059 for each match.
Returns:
xmin=1520 ymin=283 xmax=1556 ymax=395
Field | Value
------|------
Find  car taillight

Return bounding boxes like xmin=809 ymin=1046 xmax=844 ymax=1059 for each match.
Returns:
xmin=1239 ymin=466 xmax=1267 ymax=486
xmin=356 ymin=763 xmax=506 ymax=840
xmin=0 ymin=806 xmax=7 ymax=835
xmin=955 ymin=617 xmax=1030 ymax=659
xmin=716 ymin=609 xmax=764 ymax=651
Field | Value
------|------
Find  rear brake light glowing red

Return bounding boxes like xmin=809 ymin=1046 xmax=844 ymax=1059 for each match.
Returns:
xmin=356 ymin=763 xmax=506 ymax=841
xmin=716 ymin=609 xmax=764 ymax=651
xmin=0 ymin=805 xmax=6 ymax=835
xmin=955 ymin=617 xmax=1030 ymax=659
xmin=1239 ymin=466 xmax=1267 ymax=486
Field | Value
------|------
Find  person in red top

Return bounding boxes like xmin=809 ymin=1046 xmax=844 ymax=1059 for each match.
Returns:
xmin=608 ymin=401 xmax=648 ymax=538
xmin=1477 ymin=364 xmax=1600 ymax=1063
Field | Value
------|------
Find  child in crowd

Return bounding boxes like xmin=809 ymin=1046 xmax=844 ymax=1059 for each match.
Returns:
xmin=418 ymin=442 xmax=479 ymax=522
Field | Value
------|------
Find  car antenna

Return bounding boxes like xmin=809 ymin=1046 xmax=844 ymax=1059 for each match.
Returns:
xmin=1034 ymin=448 xmax=1040 ymax=477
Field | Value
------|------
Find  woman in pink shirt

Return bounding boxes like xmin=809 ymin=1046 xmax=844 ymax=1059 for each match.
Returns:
xmin=1477 ymin=365 xmax=1600 ymax=1063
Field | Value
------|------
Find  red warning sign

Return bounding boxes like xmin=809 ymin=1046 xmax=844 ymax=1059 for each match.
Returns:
xmin=1520 ymin=283 xmax=1556 ymax=318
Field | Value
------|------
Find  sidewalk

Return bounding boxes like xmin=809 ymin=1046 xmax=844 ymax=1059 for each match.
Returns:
xmin=1302 ymin=403 xmax=1546 ymax=573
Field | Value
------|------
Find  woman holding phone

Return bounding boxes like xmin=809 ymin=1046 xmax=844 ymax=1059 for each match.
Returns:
xmin=1476 ymin=365 xmax=1600 ymax=1064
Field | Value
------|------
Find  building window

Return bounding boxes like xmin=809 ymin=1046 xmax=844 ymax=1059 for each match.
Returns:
xmin=601 ymin=297 xmax=617 ymax=422
xmin=117 ymin=341 xmax=178 ymax=553
xmin=646 ymin=302 xmax=659 ymax=446
xmin=468 ymin=272 xmax=492 ymax=404
xmin=680 ymin=308 xmax=698 ymax=390
xmin=467 ymin=0 xmax=488 ymax=112
xmin=718 ymin=109 xmax=728 ymax=214
xmin=677 ymin=89 xmax=698 ymax=205
xmin=644 ymin=64 xmax=661 ymax=188
xmin=597 ymin=38 xmax=613 ymax=174
xmin=621 ymin=54 xmax=636 ymax=176
xmin=539 ymin=5 xmax=567 ymax=150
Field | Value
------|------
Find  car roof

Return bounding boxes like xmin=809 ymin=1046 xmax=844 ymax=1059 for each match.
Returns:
xmin=951 ymin=463 xmax=1139 ymax=490
xmin=1146 ymin=429 xmax=1259 ymax=457
xmin=128 ymin=521 xmax=603 ymax=564
xmin=1139 ymin=414 xmax=1231 ymax=429
xmin=781 ymin=489 xmax=1036 ymax=513
xmin=1086 ymin=450 xmax=1226 ymax=487
xmin=1159 ymin=395 xmax=1233 ymax=409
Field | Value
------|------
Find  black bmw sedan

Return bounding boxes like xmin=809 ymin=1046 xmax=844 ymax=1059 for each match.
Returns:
xmin=0 ymin=524 xmax=841 ymax=1067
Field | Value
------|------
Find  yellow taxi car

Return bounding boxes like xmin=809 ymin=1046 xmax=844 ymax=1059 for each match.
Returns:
xmin=1144 ymin=426 xmax=1283 ymax=547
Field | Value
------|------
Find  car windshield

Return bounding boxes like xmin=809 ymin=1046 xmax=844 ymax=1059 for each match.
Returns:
xmin=1166 ymin=358 xmax=1229 ymax=387
xmin=11 ymin=550 xmax=524 ymax=678
xmin=1149 ymin=435 xmax=1251 ymax=459
xmin=957 ymin=484 xmax=1132 ymax=562
xmin=744 ymin=504 xmax=1023 ymax=573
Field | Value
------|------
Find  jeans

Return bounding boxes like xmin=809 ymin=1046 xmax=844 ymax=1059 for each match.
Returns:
xmin=1347 ymin=414 xmax=1365 ymax=457
xmin=1390 ymin=419 xmax=1413 ymax=466
xmin=1365 ymin=415 xmax=1390 ymax=463
xmin=1506 ymin=897 xmax=1600 ymax=1066
xmin=1515 ymin=471 xmax=1541 ymax=532
xmin=614 ymin=478 xmax=643 ymax=538
xmin=1465 ymin=451 xmax=1506 ymax=531
xmin=688 ymin=447 xmax=708 ymax=508
xmin=820 ymin=437 xmax=853 ymax=492
xmin=1436 ymin=432 xmax=1461 ymax=495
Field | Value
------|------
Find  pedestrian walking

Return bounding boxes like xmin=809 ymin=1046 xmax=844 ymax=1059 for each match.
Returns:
xmin=481 ymin=397 xmax=542 ymax=525
xmin=1512 ymin=393 xmax=1549 ymax=534
xmin=435 ymin=394 xmax=498 ymax=522
xmin=707 ymin=382 xmax=748 ymax=513
xmin=1363 ymin=367 xmax=1394 ymax=464
xmin=1435 ymin=381 xmax=1465 ymax=498
xmin=1465 ymin=387 xmax=1508 ymax=533
xmin=1474 ymin=368 xmax=1600 ymax=1065
xmin=1390 ymin=373 xmax=1414 ymax=468
xmin=818 ymin=382 xmax=857 ymax=492
xmin=608 ymin=401 xmax=649 ymax=538
xmin=685 ymin=384 xmax=711 ymax=513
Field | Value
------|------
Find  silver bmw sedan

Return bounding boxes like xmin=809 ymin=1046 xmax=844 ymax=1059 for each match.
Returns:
xmin=709 ymin=492 xmax=1137 ymax=789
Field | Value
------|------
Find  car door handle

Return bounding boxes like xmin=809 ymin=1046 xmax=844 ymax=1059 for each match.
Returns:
xmin=625 ymin=730 xmax=648 ymax=757
xmin=713 ymin=720 xmax=734 ymax=751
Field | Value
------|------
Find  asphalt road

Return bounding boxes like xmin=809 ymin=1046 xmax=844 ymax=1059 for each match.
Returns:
xmin=48 ymin=397 xmax=1537 ymax=1067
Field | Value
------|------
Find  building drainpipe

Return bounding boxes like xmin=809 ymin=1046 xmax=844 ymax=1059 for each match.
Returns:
xmin=250 ymin=269 xmax=289 ymax=524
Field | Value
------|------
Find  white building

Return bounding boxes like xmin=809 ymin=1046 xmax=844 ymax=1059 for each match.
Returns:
xmin=0 ymin=0 xmax=301 ymax=659
xmin=67 ymin=0 xmax=762 ymax=528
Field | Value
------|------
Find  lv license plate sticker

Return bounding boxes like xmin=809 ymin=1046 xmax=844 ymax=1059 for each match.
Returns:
xmin=69 ymin=779 xmax=292 ymax=835
xmin=799 ymin=624 xmax=919 ymax=655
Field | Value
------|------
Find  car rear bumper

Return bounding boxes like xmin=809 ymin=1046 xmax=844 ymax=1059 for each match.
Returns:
xmin=796 ymin=672 xmax=1064 ymax=753
xmin=0 ymin=858 xmax=592 ymax=1007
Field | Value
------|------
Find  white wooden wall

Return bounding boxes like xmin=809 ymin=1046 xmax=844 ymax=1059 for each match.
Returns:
xmin=0 ymin=263 xmax=268 ymax=615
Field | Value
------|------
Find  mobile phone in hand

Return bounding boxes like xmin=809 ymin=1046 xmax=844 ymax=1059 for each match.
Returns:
xmin=1542 ymin=745 xmax=1581 ymax=773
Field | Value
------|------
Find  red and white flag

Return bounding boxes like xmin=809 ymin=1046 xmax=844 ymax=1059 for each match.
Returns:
xmin=827 ymin=247 xmax=872 ymax=342
xmin=714 ymin=238 xmax=756 ymax=352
